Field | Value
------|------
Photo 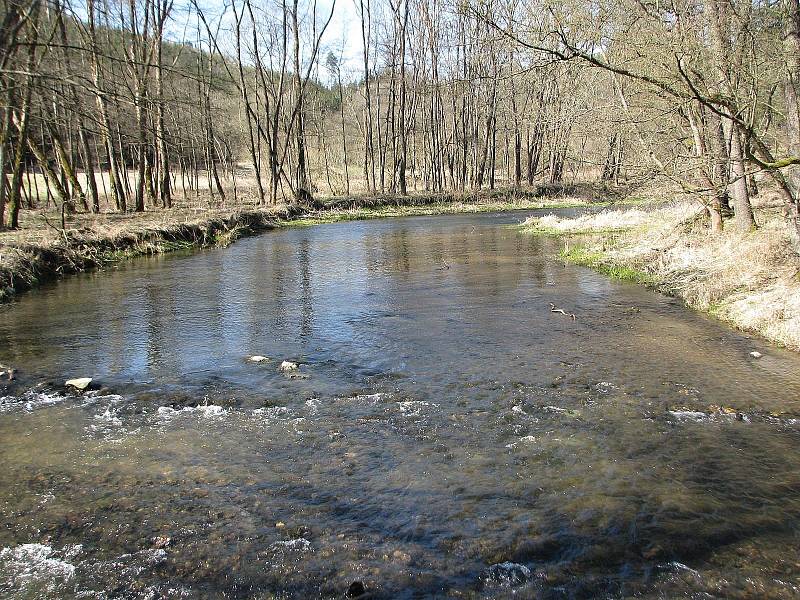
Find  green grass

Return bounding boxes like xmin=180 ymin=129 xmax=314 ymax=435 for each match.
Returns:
xmin=276 ymin=190 xmax=660 ymax=229
xmin=101 ymin=238 xmax=198 ymax=263
xmin=559 ymin=245 xmax=657 ymax=286
xmin=521 ymin=224 xmax=636 ymax=236
xmin=283 ymin=198 xmax=601 ymax=228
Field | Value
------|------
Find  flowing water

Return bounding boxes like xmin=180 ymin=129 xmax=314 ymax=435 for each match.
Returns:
xmin=1 ymin=210 xmax=800 ymax=599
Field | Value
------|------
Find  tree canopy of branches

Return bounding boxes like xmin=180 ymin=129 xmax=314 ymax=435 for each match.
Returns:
xmin=1 ymin=0 xmax=798 ymax=237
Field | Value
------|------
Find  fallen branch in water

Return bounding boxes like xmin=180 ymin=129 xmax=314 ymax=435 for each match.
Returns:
xmin=550 ymin=303 xmax=577 ymax=320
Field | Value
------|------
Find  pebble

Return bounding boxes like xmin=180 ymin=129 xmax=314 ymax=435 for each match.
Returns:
xmin=391 ymin=549 xmax=411 ymax=564
xmin=65 ymin=377 xmax=93 ymax=390
xmin=750 ymin=351 xmax=763 ymax=359
xmin=152 ymin=536 xmax=171 ymax=549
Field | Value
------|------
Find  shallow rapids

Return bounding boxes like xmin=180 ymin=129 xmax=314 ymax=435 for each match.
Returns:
xmin=1 ymin=210 xmax=800 ymax=598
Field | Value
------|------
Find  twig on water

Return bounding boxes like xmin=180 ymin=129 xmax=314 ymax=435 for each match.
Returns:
xmin=550 ymin=302 xmax=577 ymax=320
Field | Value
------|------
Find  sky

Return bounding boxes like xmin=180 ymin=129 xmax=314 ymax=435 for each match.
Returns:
xmin=165 ymin=0 xmax=366 ymax=82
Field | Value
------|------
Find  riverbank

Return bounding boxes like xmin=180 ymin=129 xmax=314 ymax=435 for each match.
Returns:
xmin=0 ymin=187 xmax=612 ymax=303
xmin=521 ymin=198 xmax=800 ymax=351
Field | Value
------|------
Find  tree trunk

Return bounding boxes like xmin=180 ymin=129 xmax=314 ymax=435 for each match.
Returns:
xmin=155 ymin=0 xmax=172 ymax=209
xmin=339 ymin=71 xmax=350 ymax=196
xmin=0 ymin=88 xmax=13 ymax=227
xmin=395 ymin=0 xmax=408 ymax=196
xmin=728 ymin=123 xmax=755 ymax=230
xmin=292 ymin=0 xmax=311 ymax=204
xmin=359 ymin=0 xmax=374 ymax=193
xmin=784 ymin=0 xmax=800 ymax=237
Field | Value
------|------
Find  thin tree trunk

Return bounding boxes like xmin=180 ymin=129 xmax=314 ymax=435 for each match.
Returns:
xmin=727 ymin=123 xmax=755 ymax=230
xmin=784 ymin=0 xmax=800 ymax=236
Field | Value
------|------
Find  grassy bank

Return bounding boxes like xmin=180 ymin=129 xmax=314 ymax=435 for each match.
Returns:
xmin=522 ymin=199 xmax=800 ymax=351
xmin=290 ymin=198 xmax=578 ymax=226
xmin=0 ymin=187 xmax=606 ymax=303
xmin=290 ymin=188 xmax=656 ymax=226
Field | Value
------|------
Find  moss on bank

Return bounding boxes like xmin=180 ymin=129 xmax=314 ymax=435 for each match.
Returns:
xmin=559 ymin=246 xmax=657 ymax=286
xmin=290 ymin=197 xmax=611 ymax=227
xmin=289 ymin=201 xmax=557 ymax=227
xmin=526 ymin=224 xmax=635 ymax=236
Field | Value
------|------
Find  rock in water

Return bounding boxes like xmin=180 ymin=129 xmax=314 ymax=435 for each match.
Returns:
xmin=247 ymin=355 xmax=270 ymax=363
xmin=482 ymin=562 xmax=532 ymax=588
xmin=279 ymin=361 xmax=299 ymax=372
xmin=152 ymin=536 xmax=171 ymax=549
xmin=346 ymin=581 xmax=366 ymax=598
xmin=65 ymin=377 xmax=93 ymax=390
xmin=750 ymin=351 xmax=763 ymax=359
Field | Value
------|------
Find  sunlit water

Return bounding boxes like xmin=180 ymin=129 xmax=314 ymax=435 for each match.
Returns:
xmin=1 ymin=210 xmax=800 ymax=599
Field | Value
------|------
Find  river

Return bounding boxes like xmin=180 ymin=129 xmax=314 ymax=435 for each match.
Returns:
xmin=1 ymin=210 xmax=799 ymax=599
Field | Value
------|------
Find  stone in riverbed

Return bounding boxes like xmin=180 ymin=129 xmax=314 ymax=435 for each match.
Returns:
xmin=482 ymin=561 xmax=532 ymax=588
xmin=152 ymin=536 xmax=171 ymax=549
xmin=65 ymin=377 xmax=93 ymax=390
xmin=247 ymin=355 xmax=270 ymax=363
xmin=750 ymin=351 xmax=763 ymax=359
xmin=346 ymin=581 xmax=366 ymax=598
xmin=390 ymin=549 xmax=411 ymax=564
xmin=279 ymin=360 xmax=299 ymax=372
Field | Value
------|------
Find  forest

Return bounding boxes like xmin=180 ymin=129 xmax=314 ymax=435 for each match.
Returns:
xmin=0 ymin=0 xmax=797 ymax=236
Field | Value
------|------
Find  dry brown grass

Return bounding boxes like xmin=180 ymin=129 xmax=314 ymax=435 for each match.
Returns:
xmin=525 ymin=195 xmax=800 ymax=351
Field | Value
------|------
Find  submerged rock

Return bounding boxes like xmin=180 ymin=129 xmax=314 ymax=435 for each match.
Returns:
xmin=346 ymin=581 xmax=366 ymax=598
xmin=390 ymin=549 xmax=411 ymax=564
xmin=157 ymin=404 xmax=227 ymax=419
xmin=0 ymin=543 xmax=78 ymax=594
xmin=482 ymin=561 xmax=532 ymax=588
xmin=270 ymin=538 xmax=311 ymax=552
xmin=279 ymin=360 xmax=299 ymax=372
xmin=152 ymin=536 xmax=171 ymax=549
xmin=65 ymin=377 xmax=93 ymax=391
xmin=247 ymin=355 xmax=270 ymax=363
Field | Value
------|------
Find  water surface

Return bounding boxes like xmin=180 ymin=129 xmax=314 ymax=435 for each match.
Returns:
xmin=1 ymin=210 xmax=800 ymax=599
